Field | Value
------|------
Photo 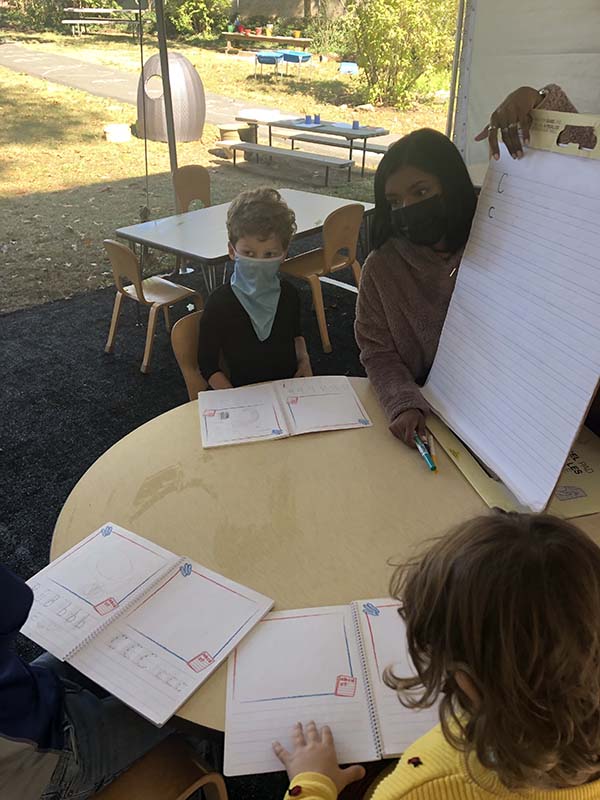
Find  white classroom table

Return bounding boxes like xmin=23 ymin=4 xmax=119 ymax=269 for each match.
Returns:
xmin=50 ymin=376 xmax=600 ymax=730
xmin=116 ymin=188 xmax=374 ymax=292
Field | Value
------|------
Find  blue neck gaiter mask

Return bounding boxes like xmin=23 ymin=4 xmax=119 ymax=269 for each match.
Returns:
xmin=230 ymin=252 xmax=282 ymax=341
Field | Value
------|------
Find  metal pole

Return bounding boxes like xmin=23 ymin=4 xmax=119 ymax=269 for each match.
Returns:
xmin=446 ymin=0 xmax=466 ymax=139
xmin=154 ymin=0 xmax=178 ymax=193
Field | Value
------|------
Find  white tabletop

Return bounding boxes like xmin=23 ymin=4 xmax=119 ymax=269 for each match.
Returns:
xmin=116 ymin=188 xmax=375 ymax=264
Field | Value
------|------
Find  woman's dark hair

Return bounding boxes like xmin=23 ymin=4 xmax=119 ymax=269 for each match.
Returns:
xmin=373 ymin=128 xmax=477 ymax=252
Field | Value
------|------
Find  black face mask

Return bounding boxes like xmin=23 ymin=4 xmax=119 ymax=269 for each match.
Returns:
xmin=390 ymin=194 xmax=448 ymax=246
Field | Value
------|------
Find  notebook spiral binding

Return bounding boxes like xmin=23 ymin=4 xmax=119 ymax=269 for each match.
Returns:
xmin=351 ymin=602 xmax=383 ymax=760
xmin=64 ymin=556 xmax=186 ymax=661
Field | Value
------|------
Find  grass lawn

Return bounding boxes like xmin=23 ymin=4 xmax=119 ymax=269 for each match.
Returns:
xmin=0 ymin=30 xmax=448 ymax=314
xmin=1 ymin=30 xmax=449 ymax=135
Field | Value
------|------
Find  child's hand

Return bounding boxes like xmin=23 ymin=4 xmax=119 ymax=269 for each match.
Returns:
xmin=273 ymin=721 xmax=365 ymax=794
xmin=294 ymin=358 xmax=313 ymax=378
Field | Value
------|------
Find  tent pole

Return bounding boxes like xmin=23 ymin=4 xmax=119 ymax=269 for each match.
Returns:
xmin=154 ymin=0 xmax=178 ymax=188
xmin=446 ymin=0 xmax=466 ymax=139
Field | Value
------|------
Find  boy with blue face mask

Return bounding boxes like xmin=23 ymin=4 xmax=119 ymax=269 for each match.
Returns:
xmin=198 ymin=187 xmax=313 ymax=389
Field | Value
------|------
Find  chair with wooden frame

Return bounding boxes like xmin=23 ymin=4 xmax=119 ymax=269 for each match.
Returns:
xmin=172 ymin=164 xmax=211 ymax=214
xmin=92 ymin=736 xmax=228 ymax=800
xmin=104 ymin=239 xmax=203 ymax=374
xmin=172 ymin=164 xmax=212 ymax=282
xmin=280 ymin=203 xmax=365 ymax=353
xmin=171 ymin=310 xmax=207 ymax=400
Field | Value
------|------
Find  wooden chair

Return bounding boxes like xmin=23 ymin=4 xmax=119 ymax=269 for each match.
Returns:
xmin=172 ymin=164 xmax=211 ymax=214
xmin=92 ymin=736 xmax=228 ymax=800
xmin=104 ymin=239 xmax=203 ymax=374
xmin=172 ymin=164 xmax=211 ymax=280
xmin=281 ymin=203 xmax=365 ymax=353
xmin=171 ymin=310 xmax=208 ymax=400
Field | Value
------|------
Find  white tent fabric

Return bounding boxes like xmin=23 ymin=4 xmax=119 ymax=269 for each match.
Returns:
xmin=453 ymin=0 xmax=600 ymax=182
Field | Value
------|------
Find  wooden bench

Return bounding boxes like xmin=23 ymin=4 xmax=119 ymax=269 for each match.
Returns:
xmin=217 ymin=141 xmax=353 ymax=186
xmin=62 ymin=7 xmax=145 ymax=37
xmin=290 ymin=133 xmax=389 ymax=156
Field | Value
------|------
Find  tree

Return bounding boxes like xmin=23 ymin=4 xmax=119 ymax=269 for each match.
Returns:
xmin=346 ymin=0 xmax=457 ymax=108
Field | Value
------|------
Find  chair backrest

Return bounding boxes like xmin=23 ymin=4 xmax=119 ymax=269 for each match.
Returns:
xmin=171 ymin=311 xmax=208 ymax=400
xmin=322 ymin=203 xmax=365 ymax=273
xmin=103 ymin=239 xmax=148 ymax=304
xmin=172 ymin=164 xmax=211 ymax=213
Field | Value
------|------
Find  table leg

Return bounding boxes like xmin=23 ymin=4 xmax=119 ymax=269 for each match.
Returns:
xmin=361 ymin=139 xmax=368 ymax=176
xmin=325 ymin=167 xmax=330 ymax=187
xmin=349 ymin=139 xmax=354 ymax=163
xmin=268 ymin=125 xmax=272 ymax=147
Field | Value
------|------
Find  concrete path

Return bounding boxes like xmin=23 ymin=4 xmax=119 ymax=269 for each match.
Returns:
xmin=0 ymin=41 xmax=397 ymax=162
xmin=0 ymin=41 xmax=244 ymax=125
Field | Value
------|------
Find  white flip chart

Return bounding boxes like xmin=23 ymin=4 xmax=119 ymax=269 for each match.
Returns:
xmin=423 ymin=147 xmax=600 ymax=511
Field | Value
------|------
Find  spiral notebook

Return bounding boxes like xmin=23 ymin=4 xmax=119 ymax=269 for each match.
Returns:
xmin=198 ymin=376 xmax=372 ymax=448
xmin=21 ymin=523 xmax=273 ymax=726
xmin=224 ymin=601 xmax=439 ymax=776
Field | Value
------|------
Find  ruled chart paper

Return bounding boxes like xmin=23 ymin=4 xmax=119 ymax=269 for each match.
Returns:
xmin=422 ymin=148 xmax=600 ymax=511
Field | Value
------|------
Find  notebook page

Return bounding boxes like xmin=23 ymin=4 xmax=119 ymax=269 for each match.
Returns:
xmin=274 ymin=376 xmax=372 ymax=436
xmin=224 ymin=606 xmax=377 ymax=776
xmin=69 ymin=560 xmax=273 ymax=726
xmin=354 ymin=600 xmax=439 ymax=757
xmin=21 ymin=523 xmax=176 ymax=660
xmin=422 ymin=148 xmax=600 ymax=511
xmin=198 ymin=383 xmax=288 ymax=448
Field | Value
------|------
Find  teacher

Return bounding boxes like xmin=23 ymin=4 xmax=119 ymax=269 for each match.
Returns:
xmin=354 ymin=84 xmax=593 ymax=447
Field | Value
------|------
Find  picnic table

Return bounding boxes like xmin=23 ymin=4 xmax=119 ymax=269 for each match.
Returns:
xmin=221 ymin=31 xmax=312 ymax=51
xmin=62 ymin=7 xmax=146 ymax=37
xmin=235 ymin=112 xmax=390 ymax=176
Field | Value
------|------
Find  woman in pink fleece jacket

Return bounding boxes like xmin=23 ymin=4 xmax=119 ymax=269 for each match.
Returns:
xmin=355 ymin=85 xmax=596 ymax=446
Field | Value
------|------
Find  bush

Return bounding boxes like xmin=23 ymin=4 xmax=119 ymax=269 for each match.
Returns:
xmin=304 ymin=1 xmax=354 ymax=59
xmin=346 ymin=0 xmax=456 ymax=108
xmin=164 ymin=0 xmax=230 ymax=36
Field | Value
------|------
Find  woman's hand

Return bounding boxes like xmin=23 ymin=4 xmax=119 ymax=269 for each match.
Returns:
xmin=475 ymin=86 xmax=542 ymax=160
xmin=389 ymin=409 xmax=426 ymax=447
xmin=273 ymin=721 xmax=365 ymax=794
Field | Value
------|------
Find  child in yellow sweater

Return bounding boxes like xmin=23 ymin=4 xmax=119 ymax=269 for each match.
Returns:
xmin=274 ymin=512 xmax=600 ymax=799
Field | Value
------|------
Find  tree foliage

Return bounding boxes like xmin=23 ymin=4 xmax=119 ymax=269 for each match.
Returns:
xmin=346 ymin=0 xmax=457 ymax=107
xmin=163 ymin=0 xmax=229 ymax=36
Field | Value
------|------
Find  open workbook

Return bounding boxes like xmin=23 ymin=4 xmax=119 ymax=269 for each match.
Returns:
xmin=21 ymin=523 xmax=273 ymax=726
xmin=422 ymin=119 xmax=600 ymax=512
xmin=224 ymin=600 xmax=438 ymax=776
xmin=198 ymin=376 xmax=372 ymax=448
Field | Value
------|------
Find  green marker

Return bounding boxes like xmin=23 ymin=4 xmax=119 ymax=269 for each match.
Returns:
xmin=414 ymin=434 xmax=436 ymax=472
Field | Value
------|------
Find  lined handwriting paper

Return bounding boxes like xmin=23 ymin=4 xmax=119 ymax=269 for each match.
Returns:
xmin=355 ymin=600 xmax=438 ymax=757
xmin=21 ymin=524 xmax=175 ymax=660
xmin=276 ymin=376 xmax=372 ymax=435
xmin=422 ymin=148 xmax=600 ymax=511
xmin=70 ymin=560 xmax=273 ymax=726
xmin=224 ymin=607 xmax=376 ymax=776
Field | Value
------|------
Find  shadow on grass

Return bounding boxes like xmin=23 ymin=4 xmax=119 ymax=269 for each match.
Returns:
xmin=0 ymin=74 xmax=114 ymax=150
xmin=244 ymin=73 xmax=365 ymax=107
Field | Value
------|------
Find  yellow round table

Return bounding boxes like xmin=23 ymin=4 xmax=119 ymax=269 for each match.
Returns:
xmin=52 ymin=378 xmax=600 ymax=730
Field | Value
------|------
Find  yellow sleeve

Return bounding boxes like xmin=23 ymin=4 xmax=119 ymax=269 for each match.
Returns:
xmin=284 ymin=772 xmax=337 ymax=800
xmin=371 ymin=725 xmax=468 ymax=799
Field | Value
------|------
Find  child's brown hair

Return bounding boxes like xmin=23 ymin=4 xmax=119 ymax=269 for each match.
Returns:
xmin=386 ymin=512 xmax=600 ymax=789
xmin=226 ymin=187 xmax=297 ymax=249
